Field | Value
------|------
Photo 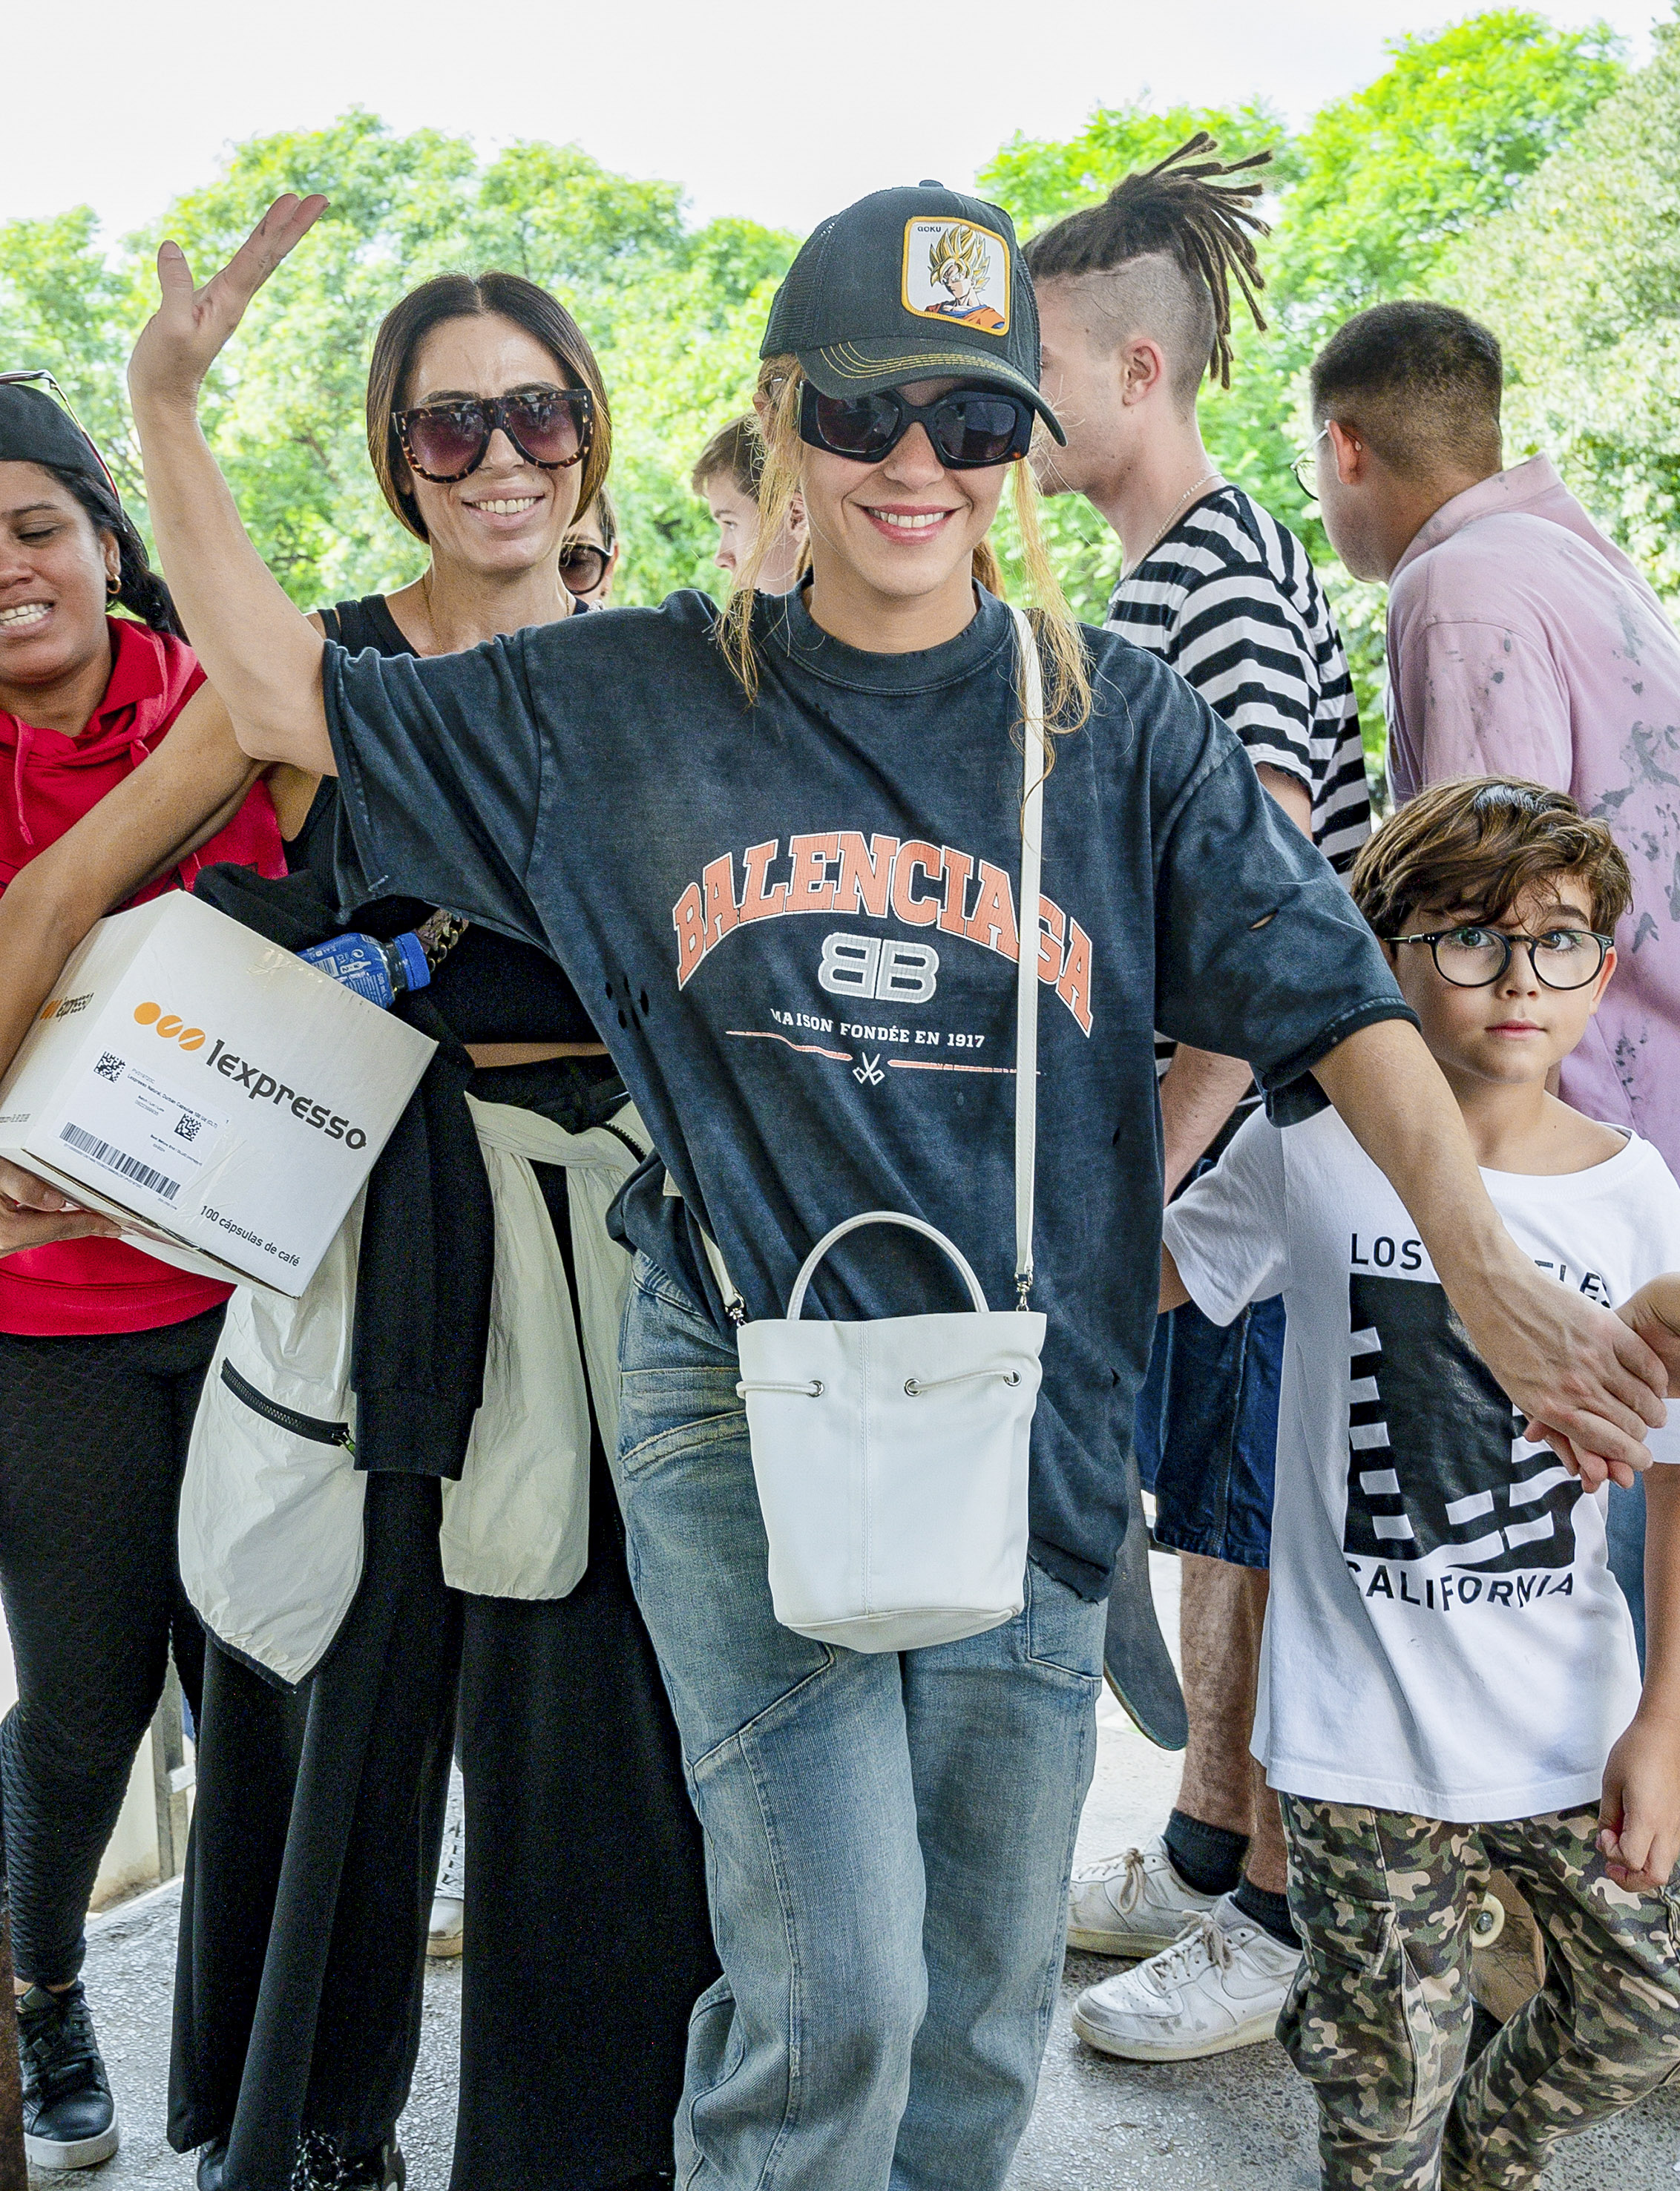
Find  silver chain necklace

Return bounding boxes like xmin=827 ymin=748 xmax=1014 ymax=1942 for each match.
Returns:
xmin=1124 ymin=470 xmax=1223 ymax=579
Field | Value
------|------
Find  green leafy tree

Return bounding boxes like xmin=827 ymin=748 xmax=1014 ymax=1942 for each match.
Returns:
xmin=977 ymin=13 xmax=1625 ymax=749
xmin=1440 ymin=14 xmax=1680 ymax=605
xmin=0 ymin=111 xmax=793 ymax=608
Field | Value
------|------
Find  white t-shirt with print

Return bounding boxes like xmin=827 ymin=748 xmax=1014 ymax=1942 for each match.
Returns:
xmin=1164 ymin=1106 xmax=1680 ymax=1822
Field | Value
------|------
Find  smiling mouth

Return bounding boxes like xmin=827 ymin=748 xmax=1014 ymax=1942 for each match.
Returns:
xmin=0 ymin=601 xmax=51 ymax=630
xmin=466 ymin=496 xmax=541 ymax=516
xmin=864 ymin=508 xmax=955 ymax=534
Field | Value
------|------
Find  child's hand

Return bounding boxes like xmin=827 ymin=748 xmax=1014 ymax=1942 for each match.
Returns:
xmin=1618 ymin=1276 xmax=1680 ymax=1399
xmin=1598 ymin=1712 xmax=1680 ymax=1891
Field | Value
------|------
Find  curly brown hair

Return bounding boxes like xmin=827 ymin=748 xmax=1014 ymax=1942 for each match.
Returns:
xmin=1350 ymin=777 xmax=1633 ymax=940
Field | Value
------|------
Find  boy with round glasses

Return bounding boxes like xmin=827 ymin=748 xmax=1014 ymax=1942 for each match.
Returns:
xmin=1127 ymin=775 xmax=1680 ymax=2186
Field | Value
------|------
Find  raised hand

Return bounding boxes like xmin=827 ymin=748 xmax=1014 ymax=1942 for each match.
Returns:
xmin=128 ymin=194 xmax=329 ymax=415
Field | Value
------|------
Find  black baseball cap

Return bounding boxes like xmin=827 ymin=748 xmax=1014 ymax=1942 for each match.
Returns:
xmin=761 ymin=183 xmax=1066 ymax=446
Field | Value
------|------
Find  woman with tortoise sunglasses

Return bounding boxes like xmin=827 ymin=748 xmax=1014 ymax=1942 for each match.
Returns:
xmin=0 ymin=279 xmax=712 ymax=2191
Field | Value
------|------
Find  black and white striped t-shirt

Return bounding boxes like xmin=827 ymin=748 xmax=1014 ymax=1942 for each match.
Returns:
xmin=1109 ymin=484 xmax=1372 ymax=1113
xmin=1106 ymin=485 xmax=1371 ymax=873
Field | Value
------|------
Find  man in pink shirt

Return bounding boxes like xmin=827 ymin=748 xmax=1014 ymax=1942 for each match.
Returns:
xmin=1307 ymin=297 xmax=1680 ymax=1655
xmin=1306 ymin=300 xmax=1680 ymax=1167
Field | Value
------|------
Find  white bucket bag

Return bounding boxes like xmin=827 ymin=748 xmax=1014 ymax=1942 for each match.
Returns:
xmin=732 ymin=605 xmax=1049 ymax=1653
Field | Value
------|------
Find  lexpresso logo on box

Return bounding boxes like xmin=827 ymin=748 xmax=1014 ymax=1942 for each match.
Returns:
xmin=131 ymin=1002 xmax=370 ymax=1150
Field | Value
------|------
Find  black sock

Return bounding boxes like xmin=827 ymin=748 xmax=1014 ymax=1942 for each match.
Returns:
xmin=1164 ymin=1808 xmax=1248 ymax=1898
xmin=1233 ymin=1873 xmax=1299 ymax=1948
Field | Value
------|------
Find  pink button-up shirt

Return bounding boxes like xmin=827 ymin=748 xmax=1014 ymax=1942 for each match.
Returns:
xmin=1385 ymin=456 xmax=1680 ymax=1169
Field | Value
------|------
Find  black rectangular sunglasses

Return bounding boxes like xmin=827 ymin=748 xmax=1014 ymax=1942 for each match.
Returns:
xmin=799 ymin=383 xmax=1035 ymax=470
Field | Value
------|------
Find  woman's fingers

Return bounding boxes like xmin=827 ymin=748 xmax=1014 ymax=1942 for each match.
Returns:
xmin=0 ymin=1207 xmax=121 ymax=1257
xmin=198 ymin=194 xmax=329 ymax=323
xmin=0 ymin=1157 xmax=82 ymax=1213
xmin=133 ymin=194 xmax=328 ymax=409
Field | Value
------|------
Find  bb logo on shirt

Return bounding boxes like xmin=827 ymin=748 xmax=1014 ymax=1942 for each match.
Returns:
xmin=1346 ymin=1273 xmax=1578 ymax=1575
xmin=817 ymin=933 xmax=938 ymax=1004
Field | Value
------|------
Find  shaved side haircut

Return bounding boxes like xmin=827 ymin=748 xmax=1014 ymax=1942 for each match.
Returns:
xmin=1310 ymin=302 xmax=1503 ymax=483
xmin=1023 ymin=134 xmax=1272 ymax=407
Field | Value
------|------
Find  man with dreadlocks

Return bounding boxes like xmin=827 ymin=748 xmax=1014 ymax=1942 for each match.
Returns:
xmin=1024 ymin=136 xmax=1373 ymax=2063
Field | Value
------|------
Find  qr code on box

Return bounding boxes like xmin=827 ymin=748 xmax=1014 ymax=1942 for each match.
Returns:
xmin=174 ymin=1114 xmax=202 ymax=1144
xmin=95 ymin=1054 xmax=124 ymax=1083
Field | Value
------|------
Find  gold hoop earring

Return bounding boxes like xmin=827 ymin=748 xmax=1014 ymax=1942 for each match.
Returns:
xmin=106 ymin=574 xmax=120 ymax=601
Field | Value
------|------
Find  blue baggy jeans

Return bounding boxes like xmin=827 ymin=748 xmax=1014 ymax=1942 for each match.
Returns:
xmin=613 ymin=1256 xmax=1106 ymax=2191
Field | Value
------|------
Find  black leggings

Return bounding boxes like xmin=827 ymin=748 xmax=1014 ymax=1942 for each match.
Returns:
xmin=0 ymin=1308 xmax=220 ymax=1983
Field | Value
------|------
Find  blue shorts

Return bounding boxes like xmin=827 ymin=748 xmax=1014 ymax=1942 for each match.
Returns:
xmin=1135 ymin=1292 xmax=1284 ymax=1570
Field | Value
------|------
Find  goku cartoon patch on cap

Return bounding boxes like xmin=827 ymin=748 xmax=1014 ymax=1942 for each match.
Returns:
xmin=902 ymin=218 xmax=1011 ymax=336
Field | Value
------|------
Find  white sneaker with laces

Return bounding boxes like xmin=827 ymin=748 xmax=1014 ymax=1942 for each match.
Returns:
xmin=1072 ymin=1893 xmax=1302 ymax=2060
xmin=427 ymin=1767 xmax=465 ymax=1959
xmin=1066 ymin=1834 xmax=1219 ymax=1957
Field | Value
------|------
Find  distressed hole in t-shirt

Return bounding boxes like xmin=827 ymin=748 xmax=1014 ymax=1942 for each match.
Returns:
xmin=639 ymin=988 xmax=650 ymax=1014
xmin=1250 ymin=911 xmax=1278 ymax=930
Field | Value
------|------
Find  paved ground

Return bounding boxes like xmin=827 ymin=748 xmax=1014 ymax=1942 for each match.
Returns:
xmin=60 ymin=1550 xmax=1680 ymax=2189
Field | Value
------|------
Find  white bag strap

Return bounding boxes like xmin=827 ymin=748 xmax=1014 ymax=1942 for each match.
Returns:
xmin=787 ymin=1209 xmax=988 ymax=1320
xmin=1009 ymin=605 xmax=1045 ymax=1308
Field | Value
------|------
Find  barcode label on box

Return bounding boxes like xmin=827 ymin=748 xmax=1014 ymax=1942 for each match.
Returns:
xmin=61 ymin=1122 xmax=182 ymax=1202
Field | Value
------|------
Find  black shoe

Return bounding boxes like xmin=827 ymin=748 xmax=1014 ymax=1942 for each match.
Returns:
xmin=292 ymin=2131 xmax=405 ymax=2191
xmin=340 ymin=2143 xmax=403 ymax=2191
xmin=197 ymin=2135 xmax=230 ymax=2190
xmin=16 ymin=1980 xmax=120 ymax=2169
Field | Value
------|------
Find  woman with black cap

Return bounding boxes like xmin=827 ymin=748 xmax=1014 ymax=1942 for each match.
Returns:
xmin=0 ymin=274 xmax=715 ymax=2191
xmin=124 ymin=188 xmax=1670 ymax=2189
xmin=0 ymin=374 xmax=307 ymax=2172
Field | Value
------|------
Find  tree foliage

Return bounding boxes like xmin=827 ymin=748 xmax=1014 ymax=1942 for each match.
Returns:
xmin=0 ymin=111 xmax=793 ymax=608
xmin=978 ymin=12 xmax=1626 ymax=742
xmin=1440 ymin=16 xmax=1680 ymax=605
xmin=0 ymin=16 xmax=1648 ymax=680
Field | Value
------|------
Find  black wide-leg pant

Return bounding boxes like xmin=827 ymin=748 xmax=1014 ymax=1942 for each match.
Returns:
xmin=0 ymin=1307 xmax=219 ymax=1985
xmin=170 ymin=1166 xmax=716 ymax=2191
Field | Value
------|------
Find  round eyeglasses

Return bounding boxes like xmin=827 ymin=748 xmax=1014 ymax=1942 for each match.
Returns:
xmin=1388 ymin=924 xmax=1613 ymax=991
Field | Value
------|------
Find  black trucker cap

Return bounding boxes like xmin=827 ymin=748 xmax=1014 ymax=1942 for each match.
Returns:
xmin=761 ymin=182 xmax=1066 ymax=445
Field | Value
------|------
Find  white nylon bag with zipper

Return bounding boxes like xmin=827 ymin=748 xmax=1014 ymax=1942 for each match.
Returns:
xmin=732 ymin=605 xmax=1049 ymax=1652
xmin=179 ymin=1194 xmax=367 ymax=1686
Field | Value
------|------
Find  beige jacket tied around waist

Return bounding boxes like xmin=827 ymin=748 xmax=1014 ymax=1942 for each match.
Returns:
xmin=178 ymin=1097 xmax=646 ymax=1686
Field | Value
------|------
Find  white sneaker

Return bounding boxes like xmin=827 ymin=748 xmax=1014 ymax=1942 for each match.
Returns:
xmin=1066 ymin=1834 xmax=1219 ymax=1957
xmin=427 ymin=1894 xmax=464 ymax=1958
xmin=427 ymin=1766 xmax=465 ymax=1958
xmin=1072 ymin=1893 xmax=1301 ymax=2060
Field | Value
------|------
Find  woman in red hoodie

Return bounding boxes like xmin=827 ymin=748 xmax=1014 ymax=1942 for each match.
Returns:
xmin=0 ymin=376 xmax=308 ymax=2172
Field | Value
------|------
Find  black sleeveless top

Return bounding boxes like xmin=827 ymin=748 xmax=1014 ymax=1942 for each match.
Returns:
xmin=296 ymin=594 xmax=601 ymax=1046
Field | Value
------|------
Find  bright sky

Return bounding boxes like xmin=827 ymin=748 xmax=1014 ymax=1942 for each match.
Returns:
xmin=4 ymin=0 xmax=1663 ymax=247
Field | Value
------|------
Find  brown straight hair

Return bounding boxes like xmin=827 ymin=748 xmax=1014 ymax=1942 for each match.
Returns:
xmin=1350 ymin=777 xmax=1633 ymax=939
xmin=366 ymin=272 xmax=612 ymax=543
xmin=691 ymin=415 xmax=764 ymax=501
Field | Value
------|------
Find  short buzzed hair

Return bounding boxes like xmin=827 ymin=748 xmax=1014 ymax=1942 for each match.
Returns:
xmin=690 ymin=415 xmax=764 ymax=502
xmin=1310 ymin=302 xmax=1503 ymax=482
xmin=1023 ymin=134 xmax=1271 ymax=407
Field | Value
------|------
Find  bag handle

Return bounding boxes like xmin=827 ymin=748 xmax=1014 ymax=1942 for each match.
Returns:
xmin=1009 ymin=606 xmax=1044 ymax=1308
xmin=787 ymin=1211 xmax=987 ymax=1321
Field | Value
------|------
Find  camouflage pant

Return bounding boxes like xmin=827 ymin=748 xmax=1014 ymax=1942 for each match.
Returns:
xmin=1277 ymin=1797 xmax=1680 ymax=2190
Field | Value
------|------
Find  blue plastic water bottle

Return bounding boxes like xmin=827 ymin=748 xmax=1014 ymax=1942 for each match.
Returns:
xmin=299 ymin=930 xmax=432 ymax=1009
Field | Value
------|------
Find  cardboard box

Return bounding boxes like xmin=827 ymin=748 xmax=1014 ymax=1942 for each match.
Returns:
xmin=0 ymin=894 xmax=435 ymax=1295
